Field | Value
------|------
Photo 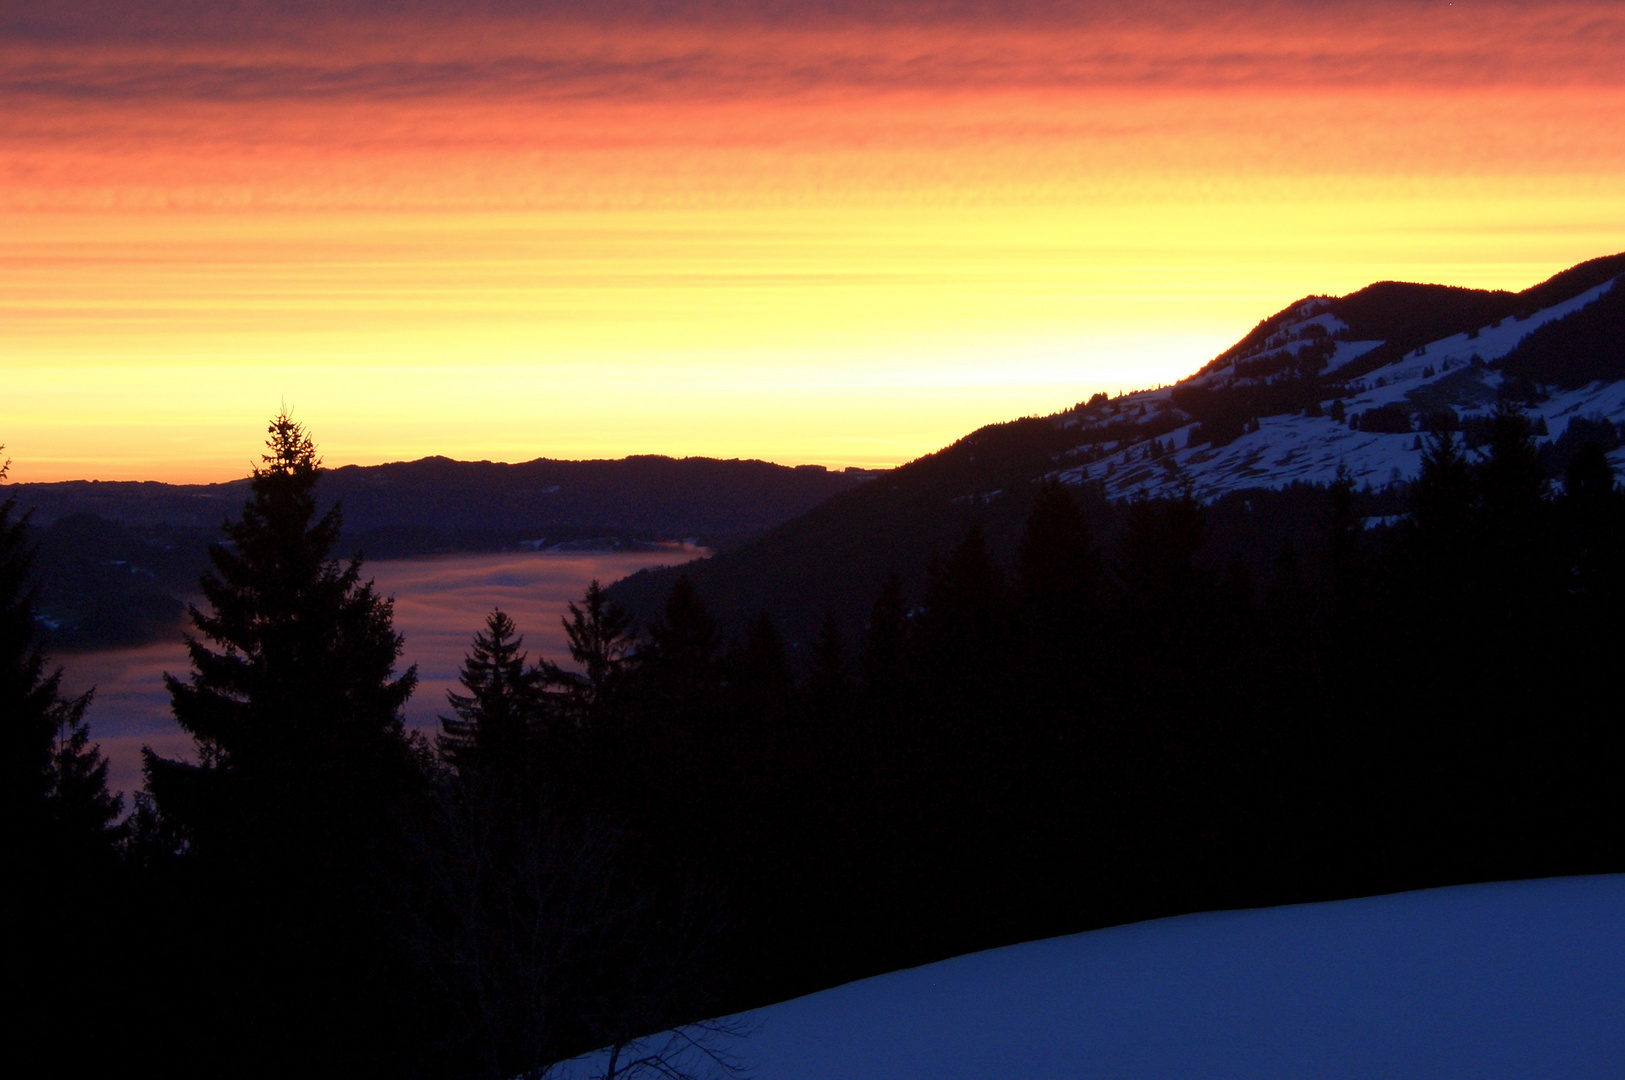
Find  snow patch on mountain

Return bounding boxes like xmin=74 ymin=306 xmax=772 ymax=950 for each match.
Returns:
xmin=1429 ymin=276 xmax=1619 ymax=365
xmin=1321 ymin=338 xmax=1384 ymax=374
xmin=1056 ymin=276 xmax=1624 ymax=501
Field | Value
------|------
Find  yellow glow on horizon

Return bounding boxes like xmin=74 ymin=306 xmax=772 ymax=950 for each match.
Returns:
xmin=8 ymin=186 xmax=1622 ymax=483
xmin=6 ymin=9 xmax=1625 ymax=483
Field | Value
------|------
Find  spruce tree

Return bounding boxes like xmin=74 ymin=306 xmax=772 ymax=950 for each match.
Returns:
xmin=2 ymin=482 xmax=68 ymax=840
xmin=1408 ymin=426 xmax=1475 ymax=556
xmin=720 ymin=610 xmax=795 ymax=813
xmin=561 ymin=578 xmax=635 ymax=712
xmin=152 ymin=412 xmax=417 ymax=844
xmin=730 ymin=611 xmax=795 ymax=710
xmin=805 ymin=612 xmax=850 ymax=723
xmin=623 ymin=575 xmax=723 ymax=829
xmin=638 ymin=574 xmax=721 ymax=709
xmin=1015 ymin=480 xmax=1100 ymax=620
xmin=1479 ymin=404 xmax=1560 ymax=701
xmin=1562 ymin=443 xmax=1625 ymax=609
xmin=1320 ymin=466 xmax=1366 ymax=635
xmin=1403 ymin=425 xmax=1480 ymax=646
xmin=1 ymin=470 xmax=121 ymax=858
xmin=438 ymin=608 xmax=545 ymax=782
xmin=916 ymin=523 xmax=1005 ymax=680
xmin=2 ymin=461 xmax=124 ymax=1071
xmin=1009 ymin=481 xmax=1105 ymax=773
xmin=858 ymin=572 xmax=909 ymax=700
xmin=1013 ymin=481 xmax=1102 ymax=692
xmin=146 ymin=413 xmax=421 ymax=1076
xmin=1556 ymin=443 xmax=1625 ymax=845
xmin=1481 ymin=402 xmax=1548 ymax=521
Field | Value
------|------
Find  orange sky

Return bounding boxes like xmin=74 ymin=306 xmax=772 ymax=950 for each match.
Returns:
xmin=4 ymin=1 xmax=1624 ymax=482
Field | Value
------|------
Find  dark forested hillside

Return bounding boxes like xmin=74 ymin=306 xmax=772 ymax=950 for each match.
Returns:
xmin=1500 ymin=277 xmax=1625 ymax=388
xmin=591 ymin=413 xmax=1625 ymax=1032
xmin=609 ymin=427 xmax=1399 ymax=657
xmin=612 ymin=416 xmax=1090 ymax=657
xmin=1317 ymin=251 xmax=1625 ymax=382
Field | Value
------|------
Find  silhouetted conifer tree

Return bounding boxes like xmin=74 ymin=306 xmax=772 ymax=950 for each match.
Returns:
xmin=1408 ymin=427 xmax=1475 ymax=561
xmin=805 ymin=612 xmax=850 ymax=723
xmin=858 ymin=572 xmax=909 ymax=705
xmin=1319 ymin=466 xmax=1366 ymax=635
xmin=1481 ymin=402 xmax=1549 ymax=523
xmin=1118 ymin=493 xmax=1209 ymax=609
xmin=1014 ymin=480 xmax=1101 ymax=651
xmin=730 ymin=611 xmax=795 ymax=709
xmin=638 ymin=575 xmax=721 ymax=707
xmin=439 ymin=608 xmax=545 ymax=783
xmin=1481 ymin=404 xmax=1560 ymax=628
xmin=561 ymin=578 xmax=635 ymax=715
xmin=1562 ymin=442 xmax=1625 ymax=609
xmin=916 ymin=524 xmax=1005 ymax=682
xmin=155 ymin=413 xmax=417 ymax=821
xmin=2 ymin=459 xmax=125 ymax=1071
xmin=1 ymin=490 xmax=59 ymax=837
xmin=146 ymin=413 xmax=421 ymax=1077
xmin=621 ymin=575 xmax=724 ymax=841
xmin=2 ymin=481 xmax=119 ymax=853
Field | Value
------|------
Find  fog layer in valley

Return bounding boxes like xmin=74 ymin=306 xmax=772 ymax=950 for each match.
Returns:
xmin=59 ymin=549 xmax=703 ymax=798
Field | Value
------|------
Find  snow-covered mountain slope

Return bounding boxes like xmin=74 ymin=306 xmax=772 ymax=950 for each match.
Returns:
xmin=550 ymin=875 xmax=1625 ymax=1080
xmin=1053 ymin=262 xmax=1625 ymax=501
xmin=609 ymin=253 xmax=1625 ymax=647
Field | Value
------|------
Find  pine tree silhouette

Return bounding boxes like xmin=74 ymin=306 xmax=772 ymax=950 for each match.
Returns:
xmin=1015 ymin=480 xmax=1101 ymax=628
xmin=858 ymin=572 xmax=909 ymax=701
xmin=439 ymin=608 xmax=545 ymax=782
xmin=156 ymin=412 xmax=416 ymax=810
xmin=145 ymin=412 xmax=420 ymax=1078
xmin=2 ymin=457 xmax=124 ymax=1071
xmin=916 ymin=523 xmax=1005 ymax=679
xmin=560 ymin=578 xmax=635 ymax=713
xmin=805 ymin=612 xmax=850 ymax=722
xmin=638 ymin=574 xmax=722 ymax=709
xmin=1 ymin=464 xmax=120 ymax=856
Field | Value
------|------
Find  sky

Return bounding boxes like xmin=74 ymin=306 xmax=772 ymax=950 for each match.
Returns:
xmin=4 ymin=0 xmax=1625 ymax=482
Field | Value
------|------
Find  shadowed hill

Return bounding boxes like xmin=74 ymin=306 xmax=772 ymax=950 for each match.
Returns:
xmin=8 ymin=454 xmax=873 ymax=648
xmin=10 ymin=455 xmax=871 ymax=551
xmin=610 ymin=417 xmax=1095 ymax=657
xmin=1500 ymin=277 xmax=1625 ymax=388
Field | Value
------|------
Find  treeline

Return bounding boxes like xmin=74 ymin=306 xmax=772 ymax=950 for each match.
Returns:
xmin=8 ymin=405 xmax=1625 ymax=1078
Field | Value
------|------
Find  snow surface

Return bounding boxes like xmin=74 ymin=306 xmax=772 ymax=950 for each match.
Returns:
xmin=546 ymin=875 xmax=1625 ymax=1080
xmin=1055 ymin=276 xmax=1625 ymax=501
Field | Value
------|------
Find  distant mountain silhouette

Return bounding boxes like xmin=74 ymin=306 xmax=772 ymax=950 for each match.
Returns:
xmin=12 ymin=455 xmax=871 ymax=545
xmin=8 ymin=455 xmax=873 ymax=648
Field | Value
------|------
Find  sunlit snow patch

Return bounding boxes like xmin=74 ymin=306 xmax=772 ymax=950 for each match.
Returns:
xmin=1055 ymin=276 xmax=1625 ymax=501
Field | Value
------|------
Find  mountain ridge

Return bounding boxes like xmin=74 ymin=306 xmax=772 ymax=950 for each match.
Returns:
xmin=610 ymin=250 xmax=1625 ymax=652
xmin=6 ymin=453 xmax=875 ymax=648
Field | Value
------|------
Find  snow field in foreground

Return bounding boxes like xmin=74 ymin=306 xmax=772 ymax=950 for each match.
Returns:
xmin=549 ymin=875 xmax=1625 ymax=1080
